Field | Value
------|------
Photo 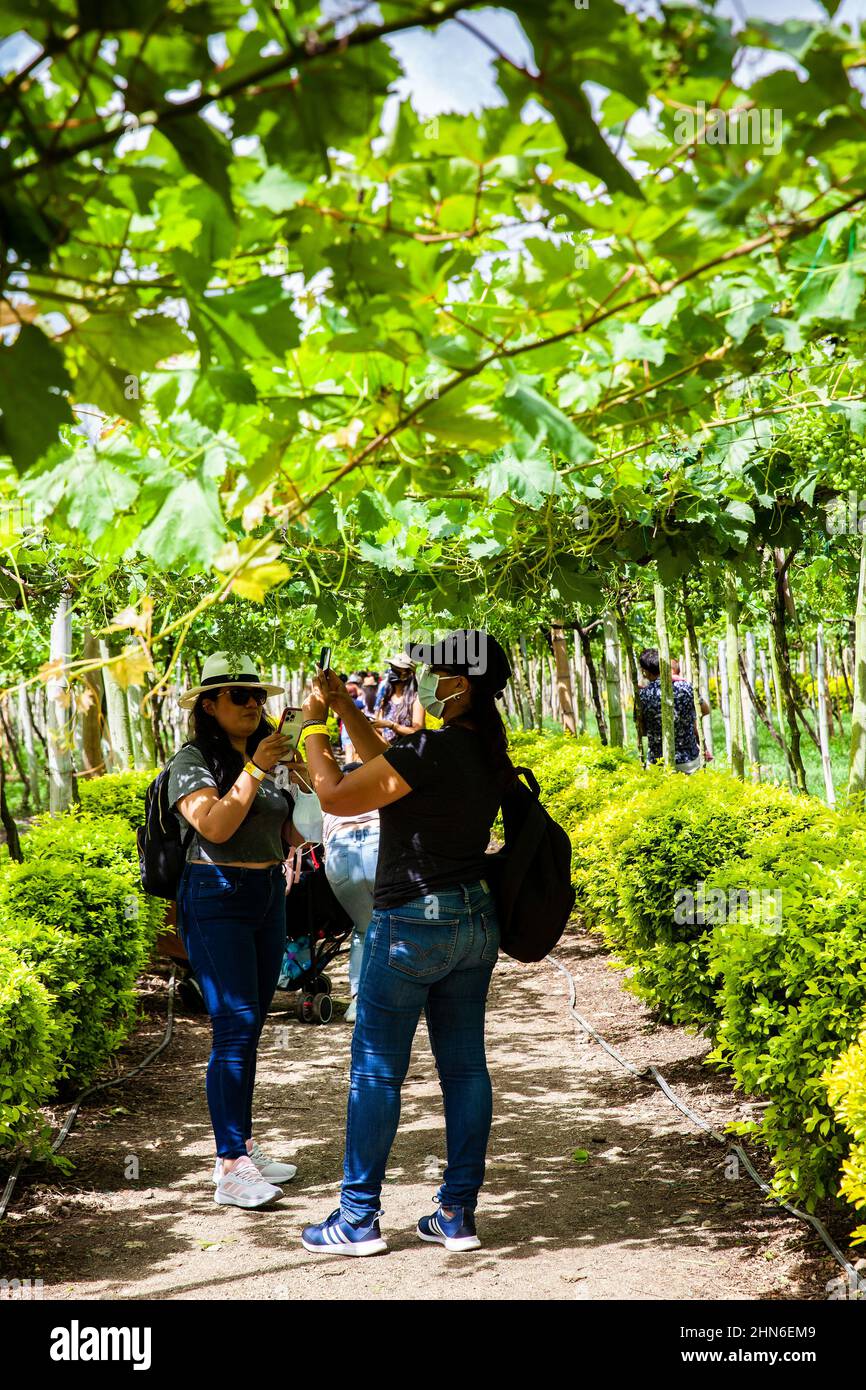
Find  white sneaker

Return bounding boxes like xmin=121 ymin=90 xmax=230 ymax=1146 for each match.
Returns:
xmin=213 ymin=1155 xmax=282 ymax=1208
xmin=344 ymin=999 xmax=357 ymax=1023
xmin=248 ymin=1138 xmax=297 ymax=1183
xmin=213 ymin=1143 xmax=297 ymax=1186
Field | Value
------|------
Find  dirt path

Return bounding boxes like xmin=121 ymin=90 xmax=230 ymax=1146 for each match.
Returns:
xmin=0 ymin=929 xmax=848 ymax=1300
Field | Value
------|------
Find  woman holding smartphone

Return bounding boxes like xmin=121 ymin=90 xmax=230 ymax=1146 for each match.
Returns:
xmin=171 ymin=652 xmax=301 ymax=1209
xmin=298 ymin=630 xmax=512 ymax=1256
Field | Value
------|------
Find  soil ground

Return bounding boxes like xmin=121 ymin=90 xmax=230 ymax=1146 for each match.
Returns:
xmin=0 ymin=928 xmax=854 ymax=1301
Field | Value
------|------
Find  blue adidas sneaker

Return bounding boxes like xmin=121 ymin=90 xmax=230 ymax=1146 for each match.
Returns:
xmin=417 ymin=1202 xmax=481 ymax=1252
xmin=301 ymin=1208 xmax=387 ymax=1257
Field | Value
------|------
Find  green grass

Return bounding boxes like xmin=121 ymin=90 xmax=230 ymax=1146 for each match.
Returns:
xmin=518 ymin=707 xmax=853 ymax=806
xmin=704 ymin=709 xmax=852 ymax=805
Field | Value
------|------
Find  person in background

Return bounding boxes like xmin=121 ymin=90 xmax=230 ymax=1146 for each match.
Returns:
xmin=672 ymin=658 xmax=713 ymax=765
xmin=636 ymin=647 xmax=709 ymax=774
xmin=373 ymin=656 xmax=425 ymax=743
xmin=338 ymin=674 xmax=366 ymax=762
xmin=360 ymin=673 xmax=379 ymax=714
xmin=322 ymin=761 xmax=380 ymax=1024
xmin=346 ymin=675 xmax=365 ymax=707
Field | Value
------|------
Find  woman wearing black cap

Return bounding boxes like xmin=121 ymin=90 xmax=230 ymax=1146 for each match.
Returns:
xmin=297 ymin=630 xmax=513 ymax=1257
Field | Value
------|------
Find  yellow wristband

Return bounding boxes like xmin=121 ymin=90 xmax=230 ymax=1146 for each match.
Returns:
xmin=299 ymin=723 xmax=329 ymax=745
xmin=244 ymin=759 xmax=265 ymax=781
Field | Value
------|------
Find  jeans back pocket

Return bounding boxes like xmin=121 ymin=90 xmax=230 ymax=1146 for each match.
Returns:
xmin=388 ymin=913 xmax=460 ymax=979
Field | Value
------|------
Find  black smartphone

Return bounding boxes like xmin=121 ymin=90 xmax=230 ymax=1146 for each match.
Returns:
xmin=318 ymin=645 xmax=332 ymax=674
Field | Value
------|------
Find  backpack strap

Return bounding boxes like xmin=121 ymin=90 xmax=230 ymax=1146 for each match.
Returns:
xmin=163 ymin=748 xmax=199 ymax=856
xmin=511 ymin=765 xmax=540 ymax=798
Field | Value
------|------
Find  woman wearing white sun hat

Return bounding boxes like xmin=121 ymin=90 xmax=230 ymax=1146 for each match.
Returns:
xmin=171 ymin=652 xmax=301 ymax=1210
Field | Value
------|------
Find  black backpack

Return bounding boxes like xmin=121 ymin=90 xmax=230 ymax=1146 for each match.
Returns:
xmin=137 ymin=755 xmax=197 ymax=900
xmin=486 ymin=765 xmax=576 ymax=963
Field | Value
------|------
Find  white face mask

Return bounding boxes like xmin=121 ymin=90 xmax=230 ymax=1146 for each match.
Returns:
xmin=290 ymin=783 xmax=323 ymax=845
xmin=417 ymin=664 xmax=462 ymax=718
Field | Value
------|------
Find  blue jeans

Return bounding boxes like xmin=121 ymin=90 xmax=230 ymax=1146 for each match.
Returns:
xmin=176 ymin=863 xmax=286 ymax=1159
xmin=324 ymin=822 xmax=380 ymax=996
xmin=340 ymin=879 xmax=499 ymax=1224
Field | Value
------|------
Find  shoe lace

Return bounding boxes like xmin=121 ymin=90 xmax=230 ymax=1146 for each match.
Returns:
xmin=227 ymin=1157 xmax=265 ymax=1184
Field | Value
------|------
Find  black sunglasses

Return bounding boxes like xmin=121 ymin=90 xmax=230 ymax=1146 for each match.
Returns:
xmin=222 ymin=686 xmax=268 ymax=706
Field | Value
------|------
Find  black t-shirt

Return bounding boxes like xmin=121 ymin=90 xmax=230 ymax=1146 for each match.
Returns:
xmin=374 ymin=724 xmax=503 ymax=910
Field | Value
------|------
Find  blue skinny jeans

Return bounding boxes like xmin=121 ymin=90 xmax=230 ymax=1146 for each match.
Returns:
xmin=340 ymin=878 xmax=499 ymax=1224
xmin=324 ymin=822 xmax=380 ymax=997
xmin=177 ymin=863 xmax=286 ymax=1159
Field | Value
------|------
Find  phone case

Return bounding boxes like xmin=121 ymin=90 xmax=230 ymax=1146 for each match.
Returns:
xmin=278 ymin=708 xmax=306 ymax=750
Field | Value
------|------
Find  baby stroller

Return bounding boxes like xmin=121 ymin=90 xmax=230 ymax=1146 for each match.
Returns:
xmin=278 ymin=845 xmax=354 ymax=1024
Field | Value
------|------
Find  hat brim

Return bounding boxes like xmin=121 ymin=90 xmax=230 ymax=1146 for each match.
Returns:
xmin=179 ymin=680 xmax=284 ymax=711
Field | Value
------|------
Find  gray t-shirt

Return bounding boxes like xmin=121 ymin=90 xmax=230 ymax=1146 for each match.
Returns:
xmin=167 ymin=744 xmax=290 ymax=865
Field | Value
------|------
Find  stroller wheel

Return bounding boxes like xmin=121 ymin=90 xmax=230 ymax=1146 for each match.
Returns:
xmin=312 ymin=994 xmax=333 ymax=1024
xmin=314 ymin=974 xmax=332 ymax=996
xmin=299 ymin=992 xmax=315 ymax=1023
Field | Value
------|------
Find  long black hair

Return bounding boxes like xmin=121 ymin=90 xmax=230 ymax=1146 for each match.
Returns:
xmin=381 ymin=668 xmax=418 ymax=712
xmin=449 ymin=670 xmax=515 ymax=791
xmin=184 ymin=692 xmax=276 ymax=805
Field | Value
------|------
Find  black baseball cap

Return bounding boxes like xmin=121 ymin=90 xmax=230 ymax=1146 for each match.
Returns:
xmin=405 ymin=629 xmax=512 ymax=696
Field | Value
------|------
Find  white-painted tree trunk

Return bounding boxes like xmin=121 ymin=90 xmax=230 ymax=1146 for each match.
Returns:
xmin=745 ymin=630 xmax=761 ymax=781
xmin=572 ymin=642 xmax=587 ymax=735
xmin=653 ymin=581 xmax=675 ymax=767
xmin=698 ymin=642 xmax=713 ymax=759
xmin=603 ymin=614 xmax=623 ymax=747
xmin=725 ymin=576 xmax=745 ymax=779
xmin=759 ymin=645 xmax=774 ymax=724
xmin=17 ymin=681 xmax=41 ymax=812
xmin=47 ymin=596 xmax=74 ymax=812
xmin=816 ymin=623 xmax=836 ymax=806
xmin=717 ymin=637 xmax=732 ymax=762
xmin=848 ymin=529 xmax=866 ymax=802
xmin=99 ymin=639 xmax=134 ymax=770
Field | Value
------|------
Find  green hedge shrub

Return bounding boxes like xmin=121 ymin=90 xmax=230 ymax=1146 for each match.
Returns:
xmin=0 ymin=942 xmax=62 ymax=1153
xmin=76 ymin=769 xmax=154 ymax=830
xmin=0 ymin=771 xmax=164 ymax=1156
xmin=825 ymin=1020 xmax=866 ymax=1244
xmin=21 ymin=805 xmax=163 ymax=940
xmin=519 ymin=730 xmax=866 ymax=1219
xmin=0 ymin=861 xmax=152 ymax=1086
xmin=704 ymin=829 xmax=866 ymax=1209
xmin=609 ymin=777 xmax=836 ymax=1030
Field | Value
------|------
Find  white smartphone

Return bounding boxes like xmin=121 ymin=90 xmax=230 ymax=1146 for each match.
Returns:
xmin=277 ymin=706 xmax=306 ymax=752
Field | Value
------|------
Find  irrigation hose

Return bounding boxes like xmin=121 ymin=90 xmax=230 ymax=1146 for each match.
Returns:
xmin=0 ymin=969 xmax=177 ymax=1223
xmin=547 ymin=953 xmax=864 ymax=1300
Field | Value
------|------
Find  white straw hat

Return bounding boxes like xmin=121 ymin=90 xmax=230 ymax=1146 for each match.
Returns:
xmin=179 ymin=652 xmax=284 ymax=711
